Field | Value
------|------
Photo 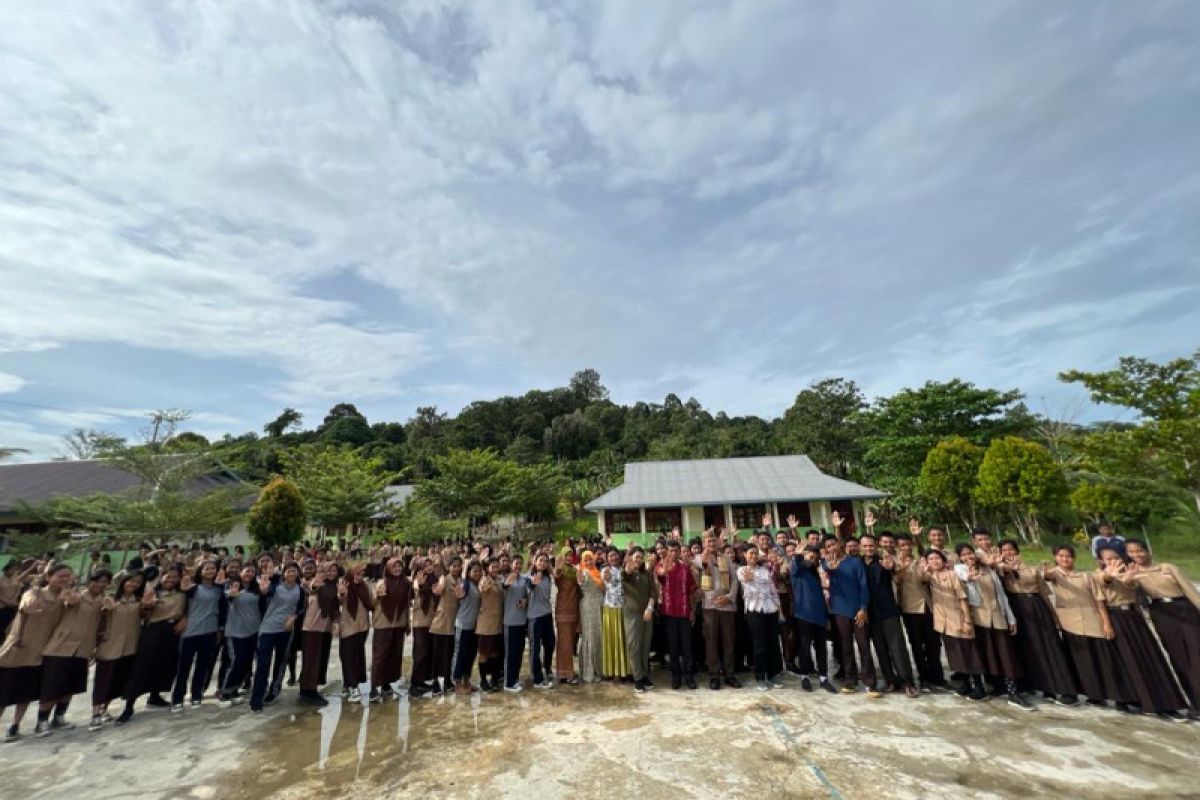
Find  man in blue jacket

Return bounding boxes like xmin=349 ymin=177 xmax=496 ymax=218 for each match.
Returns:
xmin=789 ymin=544 xmax=836 ymax=693
xmin=823 ymin=537 xmax=880 ymax=697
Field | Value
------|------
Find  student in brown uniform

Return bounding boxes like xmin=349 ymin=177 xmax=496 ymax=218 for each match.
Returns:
xmin=1043 ymin=544 xmax=1126 ymax=708
xmin=920 ymin=550 xmax=986 ymax=700
xmin=429 ymin=557 xmax=463 ymax=695
xmin=953 ymin=545 xmax=1029 ymax=710
xmin=476 ymin=557 xmax=505 ymax=692
xmin=118 ymin=567 xmax=187 ymax=723
xmin=552 ymin=548 xmax=581 ymax=685
xmin=1122 ymin=538 xmax=1200 ymax=721
xmin=0 ymin=561 xmax=24 ymax=640
xmin=370 ymin=556 xmax=411 ymax=702
xmin=894 ymin=533 xmax=944 ymax=690
xmin=408 ymin=558 xmax=439 ymax=699
xmin=91 ymin=571 xmax=146 ymax=730
xmin=0 ymin=564 xmax=71 ymax=742
xmin=337 ymin=563 xmax=374 ymax=702
xmin=1096 ymin=548 xmax=1188 ymax=720
xmin=38 ymin=569 xmax=109 ymax=734
xmin=995 ymin=540 xmax=1078 ymax=705
xmin=298 ymin=562 xmax=341 ymax=706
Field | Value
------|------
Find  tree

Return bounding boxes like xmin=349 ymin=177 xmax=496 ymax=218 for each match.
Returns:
xmin=1060 ymin=350 xmax=1200 ymax=513
xmin=975 ymin=437 xmax=1068 ymax=545
xmin=281 ymin=445 xmax=394 ymax=536
xmin=569 ymin=368 xmax=609 ymax=404
xmin=264 ymin=408 xmax=304 ymax=438
xmin=318 ymin=403 xmax=372 ymax=447
xmin=1069 ymin=475 xmax=1187 ymax=535
xmin=503 ymin=462 xmax=564 ymax=522
xmin=543 ymin=410 xmax=600 ymax=460
xmin=59 ymin=429 xmax=126 ymax=460
xmin=404 ymin=406 xmax=448 ymax=480
xmin=0 ymin=446 xmax=29 ymax=461
xmin=383 ymin=498 xmax=464 ymax=546
xmin=247 ymin=476 xmax=307 ymax=549
xmin=416 ymin=448 xmax=517 ymax=520
xmin=165 ymin=431 xmax=211 ymax=452
xmin=777 ymin=378 xmax=866 ymax=477
xmin=917 ymin=436 xmax=984 ymax=533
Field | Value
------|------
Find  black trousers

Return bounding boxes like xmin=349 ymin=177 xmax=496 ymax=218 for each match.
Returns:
xmin=504 ymin=624 xmax=527 ymax=688
xmin=431 ymin=633 xmax=455 ymax=690
xmin=250 ymin=630 xmax=291 ymax=710
xmin=172 ymin=632 xmax=219 ymax=705
xmin=219 ymin=634 xmax=257 ymax=698
xmin=833 ymin=614 xmax=875 ymax=686
xmin=452 ymin=628 xmax=478 ymax=682
xmin=871 ymin=615 xmax=915 ymax=686
xmin=746 ymin=611 xmax=782 ymax=681
xmin=793 ymin=618 xmax=828 ymax=676
xmin=663 ymin=616 xmax=694 ymax=678
xmin=902 ymin=612 xmax=945 ymax=686
xmin=529 ymin=615 xmax=555 ymax=684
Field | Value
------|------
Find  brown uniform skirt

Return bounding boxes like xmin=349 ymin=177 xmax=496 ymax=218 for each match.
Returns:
xmin=1109 ymin=605 xmax=1186 ymax=712
xmin=371 ymin=626 xmax=406 ymax=687
xmin=478 ymin=633 xmax=503 ymax=662
xmin=1062 ymin=631 xmax=1127 ymax=703
xmin=942 ymin=634 xmax=983 ymax=674
xmin=300 ymin=631 xmax=332 ymax=690
xmin=974 ymin=626 xmax=1022 ymax=680
xmin=1147 ymin=599 xmax=1200 ymax=707
xmin=1008 ymin=593 xmax=1077 ymax=697
xmin=339 ymin=631 xmax=368 ymax=688
xmin=125 ymin=619 xmax=180 ymax=699
xmin=0 ymin=664 xmax=42 ymax=706
xmin=40 ymin=655 xmax=88 ymax=701
xmin=92 ymin=656 xmax=135 ymax=705
xmin=554 ymin=619 xmax=578 ymax=678
xmin=409 ymin=627 xmax=433 ymax=689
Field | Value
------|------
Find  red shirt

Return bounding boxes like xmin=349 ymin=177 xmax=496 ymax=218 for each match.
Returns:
xmin=656 ymin=561 xmax=696 ymax=618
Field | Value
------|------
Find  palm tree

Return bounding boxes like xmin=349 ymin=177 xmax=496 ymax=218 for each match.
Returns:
xmin=0 ymin=447 xmax=29 ymax=461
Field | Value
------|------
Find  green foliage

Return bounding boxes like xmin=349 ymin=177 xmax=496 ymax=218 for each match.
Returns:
xmin=544 ymin=409 xmax=600 ymax=460
xmin=778 ymin=378 xmax=866 ymax=477
xmin=975 ymin=437 xmax=1068 ymax=544
xmin=416 ymin=448 xmax=517 ymax=519
xmin=383 ymin=498 xmax=464 ymax=546
xmin=917 ymin=436 xmax=984 ymax=531
xmin=280 ymin=445 xmax=394 ymax=532
xmin=263 ymin=408 xmax=303 ymax=438
xmin=60 ymin=429 xmax=126 ymax=460
xmin=247 ymin=476 xmax=307 ymax=548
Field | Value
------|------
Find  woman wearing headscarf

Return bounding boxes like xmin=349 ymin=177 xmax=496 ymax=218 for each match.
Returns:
xmin=1122 ymin=539 xmax=1200 ymax=721
xmin=298 ymin=562 xmax=341 ymax=706
xmin=476 ymin=557 xmax=505 ymax=692
xmin=0 ymin=563 xmax=71 ymax=742
xmin=118 ymin=566 xmax=187 ymax=724
xmin=576 ymin=551 xmax=604 ymax=683
xmin=38 ymin=569 xmax=110 ymax=734
xmin=407 ymin=557 xmax=439 ymax=699
xmin=553 ymin=548 xmax=581 ymax=685
xmin=429 ymin=557 xmax=463 ymax=695
xmin=370 ymin=556 xmax=410 ymax=702
xmin=1096 ymin=547 xmax=1187 ymax=719
xmin=337 ymin=563 xmax=374 ymax=702
xmin=90 ymin=570 xmax=145 ymax=730
xmin=601 ymin=548 xmax=629 ymax=680
xmin=1044 ymin=544 xmax=1126 ymax=708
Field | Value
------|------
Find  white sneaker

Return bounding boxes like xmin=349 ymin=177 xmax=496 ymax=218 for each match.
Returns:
xmin=756 ymin=681 xmax=769 ymax=692
xmin=170 ymin=704 xmax=184 ymax=714
xmin=534 ymin=681 xmax=552 ymax=690
xmin=504 ymin=683 xmax=525 ymax=693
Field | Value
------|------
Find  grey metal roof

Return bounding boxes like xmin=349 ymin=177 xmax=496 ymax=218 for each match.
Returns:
xmin=584 ymin=455 xmax=885 ymax=511
xmin=0 ymin=458 xmax=254 ymax=514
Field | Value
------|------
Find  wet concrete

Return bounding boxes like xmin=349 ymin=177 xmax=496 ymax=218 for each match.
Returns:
xmin=2 ymin=667 xmax=1198 ymax=799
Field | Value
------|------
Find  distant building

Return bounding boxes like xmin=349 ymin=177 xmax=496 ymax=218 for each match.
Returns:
xmin=584 ymin=455 xmax=885 ymax=546
xmin=0 ymin=458 xmax=255 ymax=551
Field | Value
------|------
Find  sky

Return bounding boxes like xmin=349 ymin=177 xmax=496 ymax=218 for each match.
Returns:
xmin=1 ymin=1 xmax=1198 ymax=460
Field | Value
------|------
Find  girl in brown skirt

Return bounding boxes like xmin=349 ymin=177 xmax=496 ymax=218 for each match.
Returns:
xmin=953 ymin=545 xmax=1030 ymax=710
xmin=408 ymin=558 xmax=438 ymax=699
xmin=1044 ymin=544 xmax=1127 ymax=709
xmin=38 ymin=569 xmax=110 ymax=736
xmin=429 ymin=557 xmax=463 ymax=695
xmin=1123 ymin=538 xmax=1200 ymax=721
xmin=920 ymin=550 xmax=987 ymax=700
xmin=476 ymin=557 xmax=505 ymax=692
xmin=337 ymin=563 xmax=374 ymax=702
xmin=553 ymin=548 xmax=581 ymax=685
xmin=1096 ymin=548 xmax=1188 ymax=720
xmin=299 ymin=562 xmax=341 ymax=706
xmin=996 ymin=540 xmax=1078 ymax=704
xmin=90 ymin=571 xmax=146 ymax=730
xmin=0 ymin=564 xmax=71 ymax=742
xmin=118 ymin=567 xmax=186 ymax=723
xmin=370 ymin=556 xmax=411 ymax=702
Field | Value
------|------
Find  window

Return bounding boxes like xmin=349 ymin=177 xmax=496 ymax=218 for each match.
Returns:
xmin=703 ymin=505 xmax=728 ymax=531
xmin=644 ymin=507 xmax=682 ymax=534
xmin=776 ymin=501 xmax=812 ymax=528
xmin=829 ymin=500 xmax=857 ymax=537
xmin=731 ymin=503 xmax=767 ymax=530
xmin=606 ymin=509 xmax=641 ymax=534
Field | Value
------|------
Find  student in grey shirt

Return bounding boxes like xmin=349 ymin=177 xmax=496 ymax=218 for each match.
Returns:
xmin=451 ymin=563 xmax=484 ymax=693
xmin=502 ymin=556 xmax=530 ymax=690
xmin=218 ymin=565 xmax=261 ymax=704
xmin=250 ymin=565 xmax=306 ymax=712
xmin=527 ymin=553 xmax=556 ymax=689
xmin=172 ymin=561 xmax=228 ymax=710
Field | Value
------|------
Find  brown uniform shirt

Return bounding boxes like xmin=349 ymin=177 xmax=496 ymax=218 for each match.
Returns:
xmin=554 ymin=572 xmax=581 ymax=623
xmin=302 ymin=589 xmax=336 ymax=633
xmin=338 ymin=584 xmax=374 ymax=638
xmin=476 ymin=576 xmax=504 ymax=637
xmin=372 ymin=579 xmax=409 ymax=630
xmin=410 ymin=577 xmax=436 ymax=629
xmin=96 ymin=598 xmax=143 ymax=660
xmin=1130 ymin=563 xmax=1200 ymax=609
xmin=43 ymin=591 xmax=105 ymax=658
xmin=1001 ymin=562 xmax=1053 ymax=604
xmin=895 ymin=558 xmax=930 ymax=614
xmin=429 ymin=575 xmax=459 ymax=636
xmin=967 ymin=568 xmax=1009 ymax=631
xmin=924 ymin=570 xmax=971 ymax=639
xmin=0 ymin=587 xmax=66 ymax=667
xmin=1095 ymin=572 xmax=1139 ymax=608
xmin=1048 ymin=569 xmax=1105 ymax=638
xmin=147 ymin=589 xmax=187 ymax=624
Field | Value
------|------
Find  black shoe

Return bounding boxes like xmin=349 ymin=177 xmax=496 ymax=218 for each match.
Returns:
xmin=1156 ymin=710 xmax=1185 ymax=722
xmin=801 ymin=676 xmax=813 ymax=692
xmin=1116 ymin=703 xmax=1142 ymax=715
xmin=685 ymin=676 xmax=697 ymax=690
xmin=820 ymin=677 xmax=837 ymax=694
xmin=146 ymin=694 xmax=169 ymax=708
xmin=115 ymin=709 xmax=133 ymax=725
xmin=642 ymin=677 xmax=654 ymax=689
xmin=709 ymin=677 xmax=721 ymax=690
xmin=634 ymin=680 xmax=647 ymax=694
xmin=787 ymin=665 xmax=804 ymax=676
xmin=671 ymin=675 xmax=682 ymax=690
xmin=725 ymin=676 xmax=742 ymax=689
xmin=1086 ymin=698 xmax=1107 ymax=708
xmin=1007 ymin=692 xmax=1034 ymax=711
xmin=264 ymin=690 xmax=279 ymax=705
xmin=967 ymin=687 xmax=987 ymax=702
xmin=299 ymin=690 xmax=328 ymax=707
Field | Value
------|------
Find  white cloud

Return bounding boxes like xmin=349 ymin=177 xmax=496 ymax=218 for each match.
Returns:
xmin=0 ymin=373 xmax=25 ymax=394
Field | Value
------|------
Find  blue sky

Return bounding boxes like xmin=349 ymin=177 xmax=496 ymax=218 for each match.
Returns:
xmin=1 ymin=1 xmax=1198 ymax=459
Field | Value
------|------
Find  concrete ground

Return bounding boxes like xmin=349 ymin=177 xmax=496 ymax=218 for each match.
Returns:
xmin=2 ymin=652 xmax=1198 ymax=799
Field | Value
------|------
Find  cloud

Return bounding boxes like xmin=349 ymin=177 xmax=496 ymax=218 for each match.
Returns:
xmin=0 ymin=373 xmax=25 ymax=394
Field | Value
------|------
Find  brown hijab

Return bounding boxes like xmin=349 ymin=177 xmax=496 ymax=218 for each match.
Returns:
xmin=377 ymin=557 xmax=412 ymax=622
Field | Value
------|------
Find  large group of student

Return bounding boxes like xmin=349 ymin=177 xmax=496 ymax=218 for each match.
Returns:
xmin=1 ymin=514 xmax=1198 ymax=744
